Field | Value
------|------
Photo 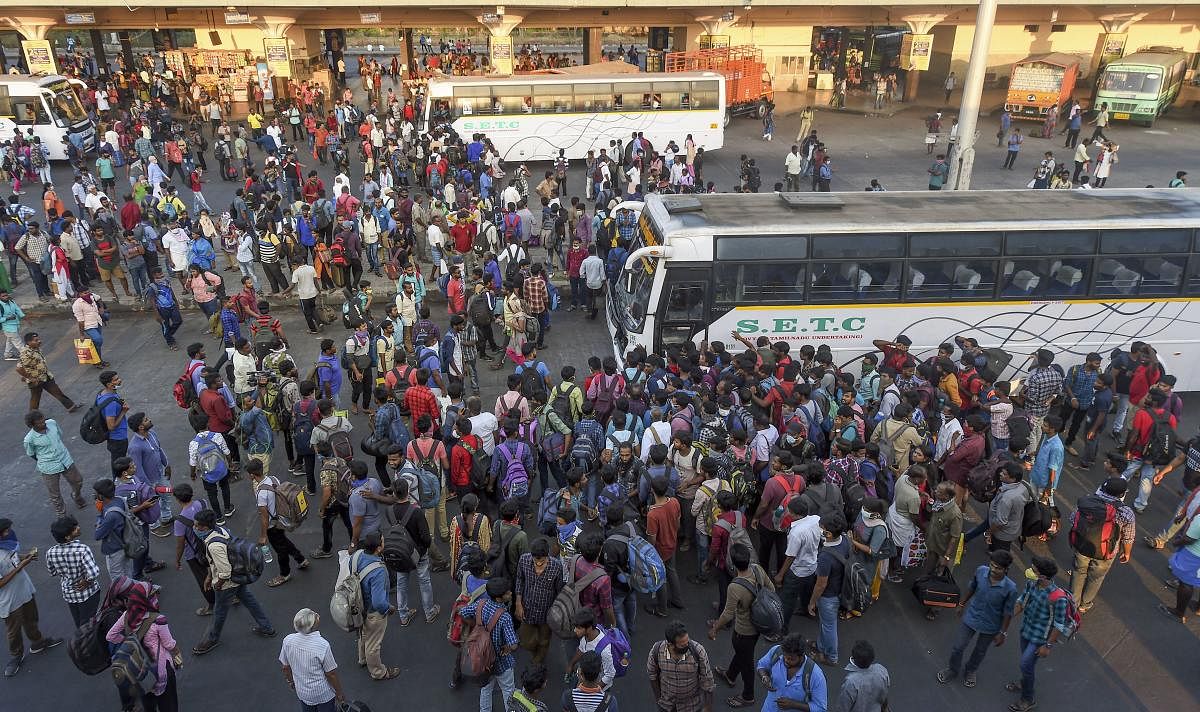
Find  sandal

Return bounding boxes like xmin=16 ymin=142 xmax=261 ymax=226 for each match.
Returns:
xmin=266 ymin=575 xmax=291 ymax=587
xmin=298 ymin=560 xmax=310 ymax=570
xmin=1009 ymin=701 xmax=1037 ymax=712
xmin=397 ymin=614 xmax=412 ymax=627
xmin=936 ymin=669 xmax=956 ymax=684
xmin=964 ymin=673 xmax=977 ymax=688
xmin=424 ymin=604 xmax=442 ymax=624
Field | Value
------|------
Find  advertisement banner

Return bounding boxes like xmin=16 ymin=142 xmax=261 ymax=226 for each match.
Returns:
xmin=263 ymin=38 xmax=291 ymax=78
xmin=490 ymin=35 xmax=513 ymax=75
xmin=900 ymin=33 xmax=933 ymax=72
xmin=22 ymin=40 xmax=56 ymax=75
xmin=1099 ymin=33 xmax=1127 ymax=67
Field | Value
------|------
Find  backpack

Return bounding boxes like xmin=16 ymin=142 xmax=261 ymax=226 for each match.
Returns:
xmin=173 ymin=363 xmax=203 ymax=409
xmin=551 ymin=383 xmax=579 ymax=426
xmin=520 ymin=361 xmax=547 ymax=400
xmin=1068 ymin=494 xmax=1122 ymax=560
xmin=967 ymin=451 xmax=1006 ymax=503
xmin=313 ymin=199 xmax=333 ymax=231
xmin=733 ymin=567 xmax=786 ymax=638
xmin=1020 ymin=482 xmax=1053 ymax=539
xmin=69 ymin=582 xmax=134 ymax=675
xmin=80 ymin=394 xmax=120 ymax=444
xmin=570 ymin=431 xmax=600 ymax=472
xmin=548 ymin=559 xmax=607 ymax=638
xmin=828 ymin=545 xmax=874 ymax=616
xmin=317 ymin=419 xmax=354 ymax=460
xmin=381 ymin=505 xmax=420 ymax=572
xmin=118 ymin=508 xmax=149 ymax=561
xmin=389 ymin=365 xmax=415 ymax=412
xmin=537 ymin=487 xmax=570 ymax=536
xmin=590 ymin=374 xmax=620 ymax=421
xmin=460 ymin=605 xmax=501 ymax=682
xmin=1047 ymin=587 xmax=1083 ymax=641
xmin=497 ymin=441 xmax=531 ymax=500
xmin=460 ymin=440 xmax=492 ymax=492
xmin=211 ymin=531 xmax=265 ymax=584
xmin=502 ymin=246 xmax=522 ymax=284
xmin=486 ymin=521 xmax=523 ymax=579
xmin=696 ymin=480 xmax=729 ymax=530
xmin=259 ymin=477 xmax=310 ymax=531
xmin=502 ymin=212 xmax=520 ymax=240
xmin=1144 ymin=410 xmax=1178 ymax=466
xmin=195 ymin=433 xmax=230 ymax=484
xmin=109 ymin=617 xmax=158 ymax=695
xmin=597 ymin=625 xmax=633 ymax=678
xmin=291 ymin=399 xmax=321 ymax=454
xmin=608 ymin=530 xmax=667 ymax=594
xmin=330 ymin=551 xmax=384 ymax=632
xmin=467 ymin=292 xmax=493 ymax=327
xmin=341 ymin=296 xmax=365 ymax=329
xmin=260 ymin=379 xmax=290 ymax=432
xmin=728 ymin=450 xmax=760 ymax=513
xmin=455 ymin=514 xmax=485 ymax=583
xmin=770 ymin=475 xmax=806 ymax=531
xmin=715 ymin=512 xmax=756 ymax=572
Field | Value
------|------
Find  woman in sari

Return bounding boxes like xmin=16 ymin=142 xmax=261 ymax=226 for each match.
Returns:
xmin=885 ymin=462 xmax=929 ymax=582
xmin=47 ymin=236 xmax=74 ymax=301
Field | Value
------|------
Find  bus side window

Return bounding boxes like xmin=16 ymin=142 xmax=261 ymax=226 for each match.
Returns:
xmin=14 ymin=101 xmax=43 ymax=125
xmin=681 ymin=93 xmax=691 ymax=109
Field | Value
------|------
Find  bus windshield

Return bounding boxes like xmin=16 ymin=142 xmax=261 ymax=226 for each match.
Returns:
xmin=1100 ymin=70 xmax=1163 ymax=96
xmin=42 ymin=80 xmax=87 ymax=125
xmin=613 ymin=214 xmax=660 ymax=329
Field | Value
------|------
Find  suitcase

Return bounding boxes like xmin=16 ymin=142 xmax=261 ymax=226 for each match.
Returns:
xmin=912 ymin=571 xmax=961 ymax=608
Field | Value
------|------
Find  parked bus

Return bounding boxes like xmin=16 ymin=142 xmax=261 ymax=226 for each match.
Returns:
xmin=607 ymin=189 xmax=1200 ymax=385
xmin=1095 ymin=49 xmax=1188 ymax=125
xmin=424 ymin=71 xmax=725 ymax=162
xmin=1004 ymin=53 xmax=1080 ymax=119
xmin=0 ymin=74 xmax=95 ymax=159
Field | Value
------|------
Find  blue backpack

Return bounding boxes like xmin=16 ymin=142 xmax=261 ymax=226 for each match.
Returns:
xmin=109 ymin=617 xmax=158 ymax=695
xmin=597 ymin=483 xmax=624 ymax=523
xmin=608 ymin=527 xmax=666 ymax=594
xmin=537 ymin=487 xmax=569 ymax=536
xmin=497 ymin=441 xmax=530 ymax=500
xmin=547 ymin=281 xmax=561 ymax=311
xmin=152 ymin=283 xmax=176 ymax=310
xmin=598 ymin=625 xmax=633 ymax=678
xmin=381 ymin=403 xmax=412 ymax=450
xmin=195 ymin=433 xmax=229 ymax=483
xmin=401 ymin=463 xmax=441 ymax=510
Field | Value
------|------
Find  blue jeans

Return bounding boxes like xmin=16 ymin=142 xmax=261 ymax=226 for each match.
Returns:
xmin=990 ymin=435 xmax=1008 ymax=453
xmin=300 ymin=700 xmax=337 ymax=712
xmin=128 ymin=264 xmax=149 ymax=298
xmin=205 ymin=584 xmax=273 ymax=643
xmin=1122 ymin=458 xmax=1157 ymax=510
xmin=198 ymin=299 xmax=220 ymax=318
xmin=947 ymin=621 xmax=997 ymax=676
xmin=365 ymin=243 xmax=380 ymax=271
xmin=479 ymin=666 xmax=515 ymax=712
xmin=238 ymin=260 xmax=259 ymax=290
xmin=1019 ymin=636 xmax=1042 ymax=702
xmin=817 ymin=596 xmax=839 ymax=663
xmin=613 ymin=589 xmax=637 ymax=638
xmin=1111 ymin=394 xmax=1131 ymax=435
xmin=536 ymin=310 xmax=549 ymax=343
xmin=84 ymin=327 xmax=104 ymax=360
xmin=395 ymin=553 xmax=435 ymax=616
xmin=157 ymin=305 xmax=184 ymax=345
xmin=695 ymin=530 xmax=710 ymax=571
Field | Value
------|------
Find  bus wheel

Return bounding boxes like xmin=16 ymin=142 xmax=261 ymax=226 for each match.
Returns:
xmin=755 ymin=100 xmax=769 ymax=119
xmin=723 ymin=109 xmax=732 ymax=128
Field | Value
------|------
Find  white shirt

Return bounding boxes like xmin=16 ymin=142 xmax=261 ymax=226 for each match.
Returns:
xmin=581 ymin=255 xmax=606 ymax=289
xmin=233 ymin=351 xmax=257 ymax=393
xmin=467 ymin=412 xmax=499 ymax=456
xmin=290 ymin=265 xmax=318 ymax=300
xmin=163 ymin=228 xmax=190 ymax=270
xmin=784 ymin=152 xmax=803 ymax=175
xmin=96 ymin=90 xmax=110 ymax=111
xmin=426 ymin=223 xmax=445 ymax=248
xmin=278 ymin=631 xmax=338 ymax=706
xmin=640 ymin=421 xmax=673 ymax=462
xmin=236 ymin=232 xmax=255 ymax=262
xmin=498 ymin=244 xmax=526 ymax=268
xmin=577 ymin=631 xmax=617 ymax=690
xmin=84 ymin=191 xmax=107 ymax=214
xmin=785 ymin=514 xmax=824 ymax=577
xmin=935 ymin=416 xmax=964 ymax=460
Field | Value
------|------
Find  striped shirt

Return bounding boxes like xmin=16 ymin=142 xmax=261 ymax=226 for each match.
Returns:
xmin=258 ymin=233 xmax=281 ymax=264
xmin=278 ymin=631 xmax=338 ymax=705
xmin=44 ymin=540 xmax=101 ymax=604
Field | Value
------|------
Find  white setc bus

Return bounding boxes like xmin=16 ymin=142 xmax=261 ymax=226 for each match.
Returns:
xmin=607 ymin=189 xmax=1200 ymax=387
xmin=424 ymin=71 xmax=725 ymax=162
xmin=0 ymin=74 xmax=95 ymax=159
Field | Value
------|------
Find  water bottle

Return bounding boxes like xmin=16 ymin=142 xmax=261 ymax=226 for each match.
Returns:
xmin=261 ymin=544 xmax=274 ymax=564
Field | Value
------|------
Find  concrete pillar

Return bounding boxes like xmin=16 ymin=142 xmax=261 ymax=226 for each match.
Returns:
xmin=583 ymin=27 xmax=602 ymax=65
xmin=89 ymin=29 xmax=109 ymax=75
xmin=2 ymin=16 xmax=56 ymax=41
xmin=670 ymin=26 xmax=695 ymax=53
xmin=1091 ymin=13 xmax=1145 ymax=77
xmin=946 ymin=0 xmax=997 ymax=191
xmin=118 ymin=31 xmax=135 ymax=74
xmin=901 ymin=14 xmax=945 ymax=102
xmin=474 ymin=13 xmax=524 ymax=75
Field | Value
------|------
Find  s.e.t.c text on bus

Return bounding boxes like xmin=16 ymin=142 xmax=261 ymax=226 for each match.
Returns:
xmin=735 ymin=316 xmax=868 ymax=334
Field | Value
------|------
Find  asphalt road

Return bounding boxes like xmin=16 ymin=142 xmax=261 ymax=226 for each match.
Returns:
xmin=1 ymin=101 xmax=1199 ymax=712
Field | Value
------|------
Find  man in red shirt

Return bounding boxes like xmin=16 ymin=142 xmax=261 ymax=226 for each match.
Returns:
xmin=301 ymin=172 xmax=324 ymax=203
xmin=1127 ymin=345 xmax=1164 ymax=427
xmin=449 ymin=210 xmax=477 ymax=274
xmin=522 ymin=264 xmax=550 ymax=349
xmin=873 ymin=335 xmax=913 ymax=374
xmin=749 ymin=453 xmax=803 ymax=575
xmin=450 ymin=418 xmax=483 ymax=499
xmin=1124 ymin=388 xmax=1177 ymax=512
xmin=198 ymin=371 xmax=241 ymax=471
xmin=645 ymin=475 xmax=682 ymax=616
xmin=119 ymin=195 xmax=143 ymax=232
xmin=445 ymin=263 xmax=466 ymax=314
xmin=941 ymin=414 xmax=987 ymax=509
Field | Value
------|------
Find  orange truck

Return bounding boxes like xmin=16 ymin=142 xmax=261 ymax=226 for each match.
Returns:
xmin=665 ymin=45 xmax=774 ymax=125
xmin=1004 ymin=52 xmax=1081 ymax=119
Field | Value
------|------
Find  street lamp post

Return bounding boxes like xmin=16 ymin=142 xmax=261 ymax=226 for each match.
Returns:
xmin=947 ymin=0 xmax=998 ymax=190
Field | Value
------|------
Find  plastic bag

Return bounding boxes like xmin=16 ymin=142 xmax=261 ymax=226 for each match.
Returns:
xmin=74 ymin=338 xmax=100 ymax=365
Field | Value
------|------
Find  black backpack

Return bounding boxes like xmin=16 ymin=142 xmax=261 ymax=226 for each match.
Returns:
xmin=520 ymin=361 xmax=547 ymax=400
xmin=733 ymin=566 xmax=785 ymax=638
xmin=550 ymin=383 xmax=579 ymax=426
xmin=80 ymin=394 xmax=121 ymax=445
xmin=1144 ymin=410 xmax=1178 ymax=466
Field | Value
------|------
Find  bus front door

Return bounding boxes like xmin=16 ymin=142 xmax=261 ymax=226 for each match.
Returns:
xmin=655 ymin=267 xmax=712 ymax=351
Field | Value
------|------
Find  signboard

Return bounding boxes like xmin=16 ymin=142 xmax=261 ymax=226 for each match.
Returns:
xmin=699 ymin=35 xmax=730 ymax=50
xmin=263 ymin=37 xmax=291 ymax=78
xmin=21 ymin=40 xmax=56 ymax=75
xmin=64 ymin=13 xmax=96 ymax=25
xmin=1099 ymin=33 xmax=1127 ymax=67
xmin=481 ymin=13 xmax=503 ymax=24
xmin=489 ymin=35 xmax=513 ymax=75
xmin=899 ymin=33 xmax=933 ymax=71
xmin=224 ymin=12 xmax=252 ymax=25
xmin=360 ymin=12 xmax=381 ymax=24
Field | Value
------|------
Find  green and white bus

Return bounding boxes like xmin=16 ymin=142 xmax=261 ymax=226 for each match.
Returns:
xmin=1095 ymin=49 xmax=1188 ymax=125
xmin=607 ymin=190 xmax=1200 ymax=385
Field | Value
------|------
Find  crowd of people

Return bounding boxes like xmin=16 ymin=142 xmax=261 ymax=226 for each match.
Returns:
xmin=1 ymin=44 xmax=1198 ymax=712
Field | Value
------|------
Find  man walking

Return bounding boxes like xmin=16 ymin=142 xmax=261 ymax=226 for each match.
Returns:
xmin=937 ymin=549 xmax=1017 ymax=688
xmin=1068 ymin=477 xmax=1134 ymax=614
xmin=1003 ymin=128 xmax=1023 ymax=170
xmin=1008 ymin=556 xmax=1068 ymax=712
xmin=784 ymin=146 xmax=803 ymax=193
xmin=191 ymin=507 xmax=276 ymax=655
xmin=351 ymin=532 xmax=400 ymax=680
xmin=279 ymin=608 xmax=347 ymax=710
xmin=838 ymin=640 xmax=891 ymax=712
xmin=647 ymin=620 xmax=716 ymax=712
xmin=0 ymin=518 xmax=63 ymax=678
xmin=17 ymin=333 xmax=80 ymax=412
xmin=23 ymin=410 xmax=85 ymax=518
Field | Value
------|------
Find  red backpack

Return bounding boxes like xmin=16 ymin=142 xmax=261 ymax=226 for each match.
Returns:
xmin=330 ymin=237 xmax=348 ymax=267
xmin=173 ymin=362 xmax=204 ymax=409
xmin=770 ymin=474 xmax=805 ymax=530
xmin=1068 ymin=494 xmax=1121 ymax=560
xmin=460 ymin=605 xmax=501 ymax=681
xmin=502 ymin=212 xmax=520 ymax=239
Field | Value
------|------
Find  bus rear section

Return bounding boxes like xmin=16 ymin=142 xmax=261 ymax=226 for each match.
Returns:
xmin=0 ymin=75 xmax=95 ymax=160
